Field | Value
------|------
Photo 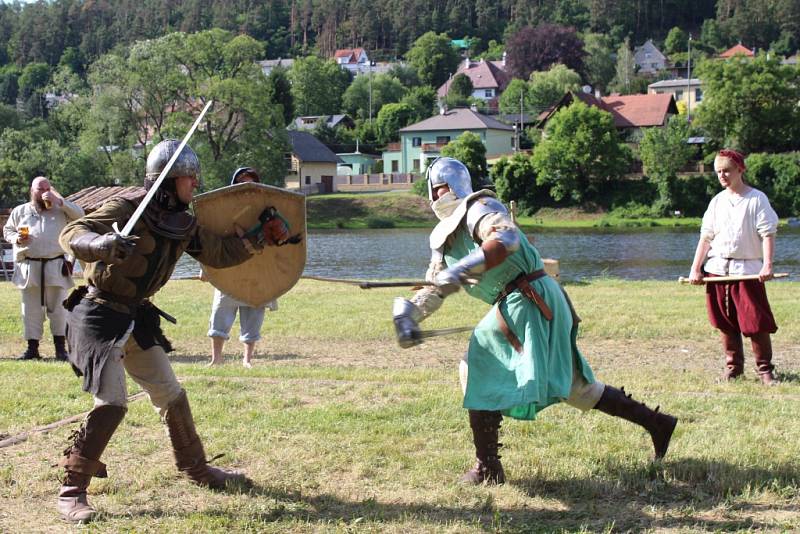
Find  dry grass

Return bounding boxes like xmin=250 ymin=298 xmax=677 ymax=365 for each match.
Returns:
xmin=1 ymin=279 xmax=800 ymax=532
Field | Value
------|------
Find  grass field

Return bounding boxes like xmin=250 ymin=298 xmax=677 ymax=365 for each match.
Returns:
xmin=1 ymin=278 xmax=800 ymax=533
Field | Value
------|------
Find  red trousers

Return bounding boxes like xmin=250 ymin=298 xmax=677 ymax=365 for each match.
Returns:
xmin=705 ymin=277 xmax=778 ymax=336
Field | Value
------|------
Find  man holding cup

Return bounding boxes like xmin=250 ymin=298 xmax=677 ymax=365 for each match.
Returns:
xmin=3 ymin=176 xmax=84 ymax=360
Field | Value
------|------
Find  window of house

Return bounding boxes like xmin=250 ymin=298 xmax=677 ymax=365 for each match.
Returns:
xmin=436 ymin=136 xmax=451 ymax=144
xmin=675 ymin=90 xmax=684 ymax=101
xmin=511 ymin=138 xmax=515 ymax=148
xmin=484 ymin=89 xmax=493 ymax=98
xmin=412 ymin=137 xmax=422 ymax=147
xmin=305 ymin=176 xmax=311 ymax=184
xmin=412 ymin=159 xmax=420 ymax=171
xmin=391 ymin=160 xmax=399 ymax=172
xmin=695 ymin=88 xmax=703 ymax=102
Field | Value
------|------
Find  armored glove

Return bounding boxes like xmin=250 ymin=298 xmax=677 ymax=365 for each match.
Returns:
xmin=244 ymin=206 xmax=303 ymax=247
xmin=393 ymin=298 xmax=423 ymax=348
xmin=69 ymin=232 xmax=138 ymax=264
xmin=434 ymin=248 xmax=487 ymax=296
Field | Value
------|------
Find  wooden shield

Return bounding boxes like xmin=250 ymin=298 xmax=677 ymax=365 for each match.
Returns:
xmin=193 ymin=182 xmax=306 ymax=306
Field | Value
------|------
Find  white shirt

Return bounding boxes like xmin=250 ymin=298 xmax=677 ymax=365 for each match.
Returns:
xmin=700 ymin=187 xmax=778 ymax=276
xmin=3 ymin=200 xmax=84 ymax=288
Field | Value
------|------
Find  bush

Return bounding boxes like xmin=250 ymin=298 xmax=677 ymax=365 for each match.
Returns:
xmin=366 ymin=217 xmax=395 ymax=228
xmin=412 ymin=177 xmax=428 ymax=197
xmin=745 ymin=152 xmax=800 ymax=216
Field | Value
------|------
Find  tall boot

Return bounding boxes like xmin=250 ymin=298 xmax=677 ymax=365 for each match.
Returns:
xmin=57 ymin=404 xmax=127 ymax=523
xmin=751 ymin=332 xmax=777 ymax=385
xmin=164 ymin=390 xmax=249 ymax=489
xmin=460 ymin=410 xmax=505 ymax=485
xmin=594 ymin=386 xmax=677 ymax=459
xmin=17 ymin=339 xmax=41 ymax=360
xmin=54 ymin=335 xmax=69 ymax=362
xmin=721 ymin=331 xmax=744 ymax=380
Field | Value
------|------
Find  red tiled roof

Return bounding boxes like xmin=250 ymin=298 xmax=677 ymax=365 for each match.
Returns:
xmin=66 ymin=186 xmax=145 ymax=213
xmin=538 ymin=92 xmax=677 ymax=128
xmin=601 ymin=93 xmax=677 ymax=128
xmin=719 ymin=44 xmax=754 ymax=58
xmin=333 ymin=48 xmax=366 ymax=63
xmin=437 ymin=59 xmax=510 ymax=98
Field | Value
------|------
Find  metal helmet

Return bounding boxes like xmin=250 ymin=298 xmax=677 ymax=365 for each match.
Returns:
xmin=426 ymin=157 xmax=473 ymax=202
xmin=144 ymin=139 xmax=201 ymax=186
xmin=231 ymin=167 xmax=260 ymax=185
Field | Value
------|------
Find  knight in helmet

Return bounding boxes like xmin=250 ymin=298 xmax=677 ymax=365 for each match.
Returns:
xmin=54 ymin=140 xmax=293 ymax=523
xmin=393 ymin=157 xmax=679 ymax=485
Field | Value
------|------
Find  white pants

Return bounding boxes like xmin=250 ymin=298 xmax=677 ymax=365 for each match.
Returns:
xmin=20 ymin=285 xmax=67 ymax=340
xmin=94 ymin=331 xmax=183 ymax=417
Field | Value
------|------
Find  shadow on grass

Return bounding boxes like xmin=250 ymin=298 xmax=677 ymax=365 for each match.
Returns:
xmin=169 ymin=353 xmax=304 ymax=364
xmin=120 ymin=458 xmax=800 ymax=531
xmin=776 ymin=371 xmax=800 ymax=384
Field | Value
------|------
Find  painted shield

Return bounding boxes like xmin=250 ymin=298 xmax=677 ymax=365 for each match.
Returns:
xmin=193 ymin=182 xmax=306 ymax=306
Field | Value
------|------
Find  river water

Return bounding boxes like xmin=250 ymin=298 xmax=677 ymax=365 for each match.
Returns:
xmin=172 ymin=227 xmax=800 ymax=282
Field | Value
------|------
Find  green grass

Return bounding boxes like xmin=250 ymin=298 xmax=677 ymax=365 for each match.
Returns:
xmin=1 ymin=279 xmax=800 ymax=532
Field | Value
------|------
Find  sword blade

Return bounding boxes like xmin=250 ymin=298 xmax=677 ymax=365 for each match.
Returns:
xmin=119 ymin=100 xmax=214 ymax=237
xmin=678 ymin=273 xmax=789 ymax=284
xmin=418 ymin=326 xmax=474 ymax=339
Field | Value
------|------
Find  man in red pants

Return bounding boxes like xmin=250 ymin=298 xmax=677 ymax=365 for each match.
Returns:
xmin=688 ymin=149 xmax=780 ymax=385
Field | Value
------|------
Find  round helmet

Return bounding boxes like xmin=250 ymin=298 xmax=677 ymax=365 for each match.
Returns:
xmin=144 ymin=139 xmax=201 ymax=187
xmin=426 ymin=157 xmax=473 ymax=202
xmin=230 ymin=167 xmax=260 ymax=185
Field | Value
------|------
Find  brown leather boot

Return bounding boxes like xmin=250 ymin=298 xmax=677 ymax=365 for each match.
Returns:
xmin=721 ymin=331 xmax=745 ymax=380
xmin=54 ymin=335 xmax=69 ymax=362
xmin=460 ymin=410 xmax=505 ymax=485
xmin=164 ymin=390 xmax=250 ymax=489
xmin=751 ymin=332 xmax=778 ymax=385
xmin=57 ymin=404 xmax=126 ymax=523
xmin=594 ymin=386 xmax=677 ymax=459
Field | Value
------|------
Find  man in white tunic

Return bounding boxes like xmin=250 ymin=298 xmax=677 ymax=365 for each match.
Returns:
xmin=2 ymin=176 xmax=84 ymax=360
xmin=688 ymin=149 xmax=779 ymax=384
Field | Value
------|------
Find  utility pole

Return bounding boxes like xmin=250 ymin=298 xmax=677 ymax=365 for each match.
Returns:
xmin=368 ymin=61 xmax=373 ymax=122
xmin=518 ymin=89 xmax=523 ymax=152
xmin=686 ymin=33 xmax=692 ymax=123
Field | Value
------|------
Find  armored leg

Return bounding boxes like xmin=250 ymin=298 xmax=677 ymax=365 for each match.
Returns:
xmin=750 ymin=332 xmax=777 ymax=385
xmin=164 ymin=389 xmax=249 ymax=489
xmin=721 ymin=331 xmax=745 ymax=380
xmin=57 ymin=404 xmax=126 ymax=523
xmin=593 ymin=386 xmax=677 ymax=459
xmin=460 ymin=410 xmax=505 ymax=485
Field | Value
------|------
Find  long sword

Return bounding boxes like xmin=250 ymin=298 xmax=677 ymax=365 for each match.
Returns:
xmin=116 ymin=100 xmax=214 ymax=237
xmin=678 ymin=273 xmax=789 ymax=284
xmin=418 ymin=325 xmax=474 ymax=339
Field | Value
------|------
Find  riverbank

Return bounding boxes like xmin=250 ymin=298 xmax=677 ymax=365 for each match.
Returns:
xmin=1 ymin=279 xmax=799 ymax=532
xmin=307 ymin=192 xmax=705 ymax=230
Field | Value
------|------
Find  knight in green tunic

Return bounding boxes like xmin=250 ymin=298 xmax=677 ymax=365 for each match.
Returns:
xmin=393 ymin=157 xmax=678 ymax=485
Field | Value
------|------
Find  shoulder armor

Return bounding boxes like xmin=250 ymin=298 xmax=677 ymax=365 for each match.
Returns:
xmin=466 ymin=196 xmax=509 ymax=238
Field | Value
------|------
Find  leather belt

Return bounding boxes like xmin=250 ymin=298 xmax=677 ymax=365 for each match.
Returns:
xmin=85 ymin=286 xmax=177 ymax=324
xmin=493 ymin=269 xmax=552 ymax=354
xmin=27 ymin=256 xmax=64 ymax=307
xmin=86 ymin=286 xmax=142 ymax=316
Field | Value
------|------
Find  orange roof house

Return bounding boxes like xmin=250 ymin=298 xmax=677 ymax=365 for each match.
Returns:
xmin=719 ymin=44 xmax=755 ymax=59
xmin=537 ymin=91 xmax=678 ymax=133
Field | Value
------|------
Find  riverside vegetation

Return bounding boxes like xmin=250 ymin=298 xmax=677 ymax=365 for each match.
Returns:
xmin=307 ymin=192 xmax=707 ymax=230
xmin=1 ymin=278 xmax=800 ymax=532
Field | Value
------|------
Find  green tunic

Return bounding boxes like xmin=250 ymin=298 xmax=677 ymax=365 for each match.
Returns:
xmin=445 ymin=226 xmax=595 ymax=420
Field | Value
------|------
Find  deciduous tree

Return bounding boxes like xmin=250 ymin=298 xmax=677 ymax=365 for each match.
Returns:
xmin=532 ymin=101 xmax=631 ymax=203
xmin=405 ymin=31 xmax=461 ymax=88
xmin=506 ymin=24 xmax=585 ymax=80
xmin=440 ymin=131 xmax=488 ymax=188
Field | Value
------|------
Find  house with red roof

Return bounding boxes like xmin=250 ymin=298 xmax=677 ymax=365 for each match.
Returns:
xmin=538 ymin=91 xmax=678 ymax=140
xmin=333 ymin=48 xmax=371 ymax=74
xmin=437 ymin=57 xmax=511 ymax=111
xmin=719 ymin=43 xmax=755 ymax=59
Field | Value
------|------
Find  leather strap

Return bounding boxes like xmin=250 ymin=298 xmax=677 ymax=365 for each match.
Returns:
xmin=495 ymin=307 xmax=523 ymax=353
xmin=495 ymin=269 xmax=552 ymax=320
xmin=59 ymin=453 xmax=108 ymax=478
xmin=27 ymin=256 xmax=63 ymax=307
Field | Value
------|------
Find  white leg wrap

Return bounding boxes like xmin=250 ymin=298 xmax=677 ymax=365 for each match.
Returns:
xmin=410 ymin=286 xmax=444 ymax=319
